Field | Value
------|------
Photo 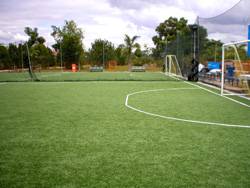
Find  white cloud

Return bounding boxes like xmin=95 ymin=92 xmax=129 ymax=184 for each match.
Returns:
xmin=13 ymin=33 xmax=28 ymax=41
xmin=0 ymin=0 xmax=247 ymax=48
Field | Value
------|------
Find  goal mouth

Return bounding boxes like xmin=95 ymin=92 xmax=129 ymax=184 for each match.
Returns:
xmin=165 ymin=55 xmax=185 ymax=80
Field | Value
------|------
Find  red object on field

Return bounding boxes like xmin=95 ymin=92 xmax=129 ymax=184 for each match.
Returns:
xmin=72 ymin=64 xmax=77 ymax=72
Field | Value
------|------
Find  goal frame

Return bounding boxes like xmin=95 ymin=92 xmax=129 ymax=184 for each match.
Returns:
xmin=221 ymin=40 xmax=250 ymax=96
xmin=165 ymin=55 xmax=183 ymax=78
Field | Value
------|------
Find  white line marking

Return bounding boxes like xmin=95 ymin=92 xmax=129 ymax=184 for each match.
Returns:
xmin=39 ymin=73 xmax=62 ymax=78
xmin=0 ymin=83 xmax=7 ymax=85
xmin=125 ymin=88 xmax=250 ymax=129
xmin=161 ymin=73 xmax=250 ymax=108
xmin=198 ymin=81 xmax=250 ymax=101
xmin=184 ymin=81 xmax=250 ymax=108
xmin=2 ymin=81 xmax=185 ymax=84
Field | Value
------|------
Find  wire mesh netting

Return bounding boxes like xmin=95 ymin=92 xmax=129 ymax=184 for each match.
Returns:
xmin=0 ymin=68 xmax=182 ymax=82
xmin=161 ymin=25 xmax=196 ymax=80
xmin=198 ymin=0 xmax=250 ymax=95
xmin=0 ymin=43 xmax=33 ymax=82
xmin=198 ymin=0 xmax=250 ymax=44
xmin=1 ymin=42 xmax=184 ymax=82
xmin=0 ymin=43 xmax=180 ymax=82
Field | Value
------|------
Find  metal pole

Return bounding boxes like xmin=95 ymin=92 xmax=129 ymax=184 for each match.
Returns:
xmin=193 ymin=31 xmax=196 ymax=60
xmin=102 ymin=41 xmax=104 ymax=69
xmin=20 ymin=42 xmax=24 ymax=72
xmin=248 ymin=25 xmax=250 ymax=57
xmin=26 ymin=42 xmax=34 ymax=81
xmin=221 ymin=45 xmax=225 ymax=95
xmin=177 ymin=31 xmax=179 ymax=59
xmin=197 ymin=16 xmax=200 ymax=63
xmin=78 ymin=60 xmax=80 ymax=72
xmin=165 ymin=56 xmax=168 ymax=75
xmin=166 ymin=56 xmax=168 ymax=75
xmin=78 ymin=52 xmax=80 ymax=72
xmin=214 ymin=43 xmax=217 ymax=62
xmin=60 ymin=40 xmax=63 ymax=72
xmin=169 ymin=56 xmax=171 ymax=75
xmin=12 ymin=42 xmax=17 ymax=71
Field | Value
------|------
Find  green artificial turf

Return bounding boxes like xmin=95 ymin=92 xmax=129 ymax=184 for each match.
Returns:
xmin=0 ymin=71 xmax=175 ymax=82
xmin=36 ymin=72 xmax=173 ymax=82
xmin=0 ymin=81 xmax=250 ymax=188
xmin=0 ymin=72 xmax=31 ymax=82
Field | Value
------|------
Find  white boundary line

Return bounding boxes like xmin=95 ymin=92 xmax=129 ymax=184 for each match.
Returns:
xmin=0 ymin=83 xmax=7 ymax=85
xmin=162 ymin=73 xmax=250 ymax=108
xmin=125 ymin=87 xmax=250 ymax=129
xmin=39 ymin=73 xmax=62 ymax=78
xmin=198 ymin=81 xmax=250 ymax=101
xmin=185 ymin=81 xmax=250 ymax=108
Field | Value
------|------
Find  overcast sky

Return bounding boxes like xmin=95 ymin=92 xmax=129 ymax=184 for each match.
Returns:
xmin=0 ymin=0 xmax=244 ymax=49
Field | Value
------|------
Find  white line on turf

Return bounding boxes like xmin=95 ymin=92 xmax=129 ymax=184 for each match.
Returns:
xmin=197 ymin=81 xmax=250 ymax=101
xmin=40 ymin=73 xmax=62 ymax=78
xmin=184 ymin=81 xmax=250 ymax=108
xmin=0 ymin=83 xmax=7 ymax=85
xmin=161 ymin=73 xmax=250 ymax=108
xmin=125 ymin=87 xmax=250 ymax=129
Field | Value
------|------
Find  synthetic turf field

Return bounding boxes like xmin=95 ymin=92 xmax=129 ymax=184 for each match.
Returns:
xmin=0 ymin=73 xmax=250 ymax=187
xmin=0 ymin=72 xmax=174 ymax=82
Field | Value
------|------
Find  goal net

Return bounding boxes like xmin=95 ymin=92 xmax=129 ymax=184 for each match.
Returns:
xmin=221 ymin=40 xmax=250 ymax=96
xmin=165 ymin=55 xmax=183 ymax=78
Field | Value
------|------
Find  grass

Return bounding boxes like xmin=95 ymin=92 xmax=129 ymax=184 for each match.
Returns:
xmin=0 ymin=79 xmax=250 ymax=187
xmin=0 ymin=71 xmax=175 ymax=82
xmin=0 ymin=72 xmax=31 ymax=82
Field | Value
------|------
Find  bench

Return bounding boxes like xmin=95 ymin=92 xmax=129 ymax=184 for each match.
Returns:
xmin=90 ymin=66 xmax=103 ymax=72
xmin=131 ymin=66 xmax=145 ymax=72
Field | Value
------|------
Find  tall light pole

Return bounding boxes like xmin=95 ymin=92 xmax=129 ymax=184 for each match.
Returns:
xmin=214 ymin=43 xmax=217 ymax=62
xmin=60 ymin=39 xmax=63 ymax=72
xmin=102 ymin=41 xmax=105 ymax=69
xmin=20 ymin=41 xmax=24 ymax=72
xmin=76 ymin=52 xmax=80 ymax=72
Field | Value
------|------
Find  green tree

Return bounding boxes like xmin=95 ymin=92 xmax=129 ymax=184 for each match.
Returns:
xmin=88 ymin=39 xmax=115 ymax=66
xmin=0 ymin=44 xmax=10 ymax=69
xmin=134 ymin=43 xmax=142 ymax=58
xmin=8 ymin=43 xmax=19 ymax=68
xmin=115 ymin=44 xmax=127 ymax=65
xmin=139 ymin=45 xmax=154 ymax=65
xmin=51 ymin=20 xmax=84 ymax=69
xmin=152 ymin=17 xmax=189 ymax=58
xmin=201 ymin=39 xmax=223 ymax=63
xmin=30 ymin=44 xmax=55 ymax=69
xmin=124 ymin=34 xmax=140 ymax=70
xmin=24 ymin=27 xmax=46 ymax=47
xmin=223 ymin=44 xmax=247 ymax=61
xmin=17 ymin=43 xmax=26 ymax=69
xmin=24 ymin=27 xmax=55 ymax=69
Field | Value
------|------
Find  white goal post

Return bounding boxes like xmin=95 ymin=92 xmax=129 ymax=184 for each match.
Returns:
xmin=165 ymin=55 xmax=183 ymax=78
xmin=221 ymin=40 xmax=250 ymax=96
